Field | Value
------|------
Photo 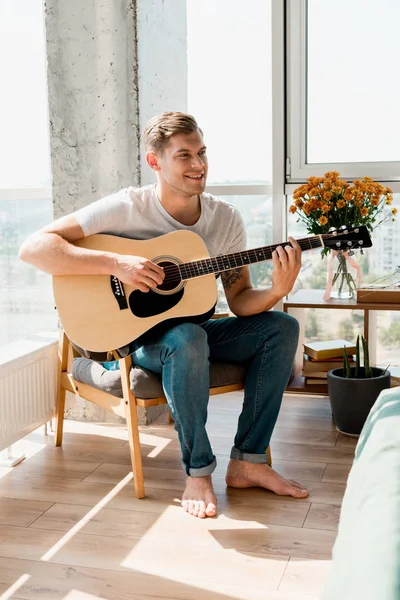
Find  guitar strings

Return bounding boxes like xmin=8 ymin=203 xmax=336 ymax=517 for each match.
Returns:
xmin=157 ymin=231 xmax=365 ymax=286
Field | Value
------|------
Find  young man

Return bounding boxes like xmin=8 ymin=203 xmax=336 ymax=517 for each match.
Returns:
xmin=20 ymin=112 xmax=308 ymax=519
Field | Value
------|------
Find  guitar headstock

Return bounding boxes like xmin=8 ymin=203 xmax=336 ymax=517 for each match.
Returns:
xmin=322 ymin=225 xmax=372 ymax=251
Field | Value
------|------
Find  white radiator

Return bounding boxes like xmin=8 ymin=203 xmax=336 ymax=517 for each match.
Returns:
xmin=0 ymin=337 xmax=58 ymax=452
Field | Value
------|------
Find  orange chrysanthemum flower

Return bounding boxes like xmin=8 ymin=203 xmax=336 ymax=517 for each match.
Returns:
xmin=291 ymin=172 xmax=395 ymax=236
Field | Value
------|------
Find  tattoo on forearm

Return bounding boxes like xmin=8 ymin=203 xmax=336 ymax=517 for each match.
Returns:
xmin=221 ymin=267 xmax=244 ymax=291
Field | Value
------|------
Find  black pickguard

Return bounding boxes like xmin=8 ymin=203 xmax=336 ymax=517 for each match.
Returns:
xmin=129 ymin=287 xmax=184 ymax=318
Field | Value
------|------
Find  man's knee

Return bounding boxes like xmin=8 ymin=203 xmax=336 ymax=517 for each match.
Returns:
xmin=163 ymin=322 xmax=209 ymax=361
xmin=250 ymin=311 xmax=299 ymax=345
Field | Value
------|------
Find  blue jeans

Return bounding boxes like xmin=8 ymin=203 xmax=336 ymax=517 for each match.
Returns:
xmin=131 ymin=312 xmax=299 ymax=477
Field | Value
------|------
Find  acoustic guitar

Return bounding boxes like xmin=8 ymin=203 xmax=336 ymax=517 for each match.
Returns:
xmin=53 ymin=225 xmax=372 ymax=354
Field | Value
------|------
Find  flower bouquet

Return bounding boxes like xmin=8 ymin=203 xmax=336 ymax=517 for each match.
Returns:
xmin=290 ymin=172 xmax=396 ymax=299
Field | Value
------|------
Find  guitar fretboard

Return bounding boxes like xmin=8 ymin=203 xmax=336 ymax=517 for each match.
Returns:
xmin=178 ymin=235 xmax=323 ymax=280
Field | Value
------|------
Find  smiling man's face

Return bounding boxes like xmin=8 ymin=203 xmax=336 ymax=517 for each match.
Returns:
xmin=149 ymin=130 xmax=208 ymax=197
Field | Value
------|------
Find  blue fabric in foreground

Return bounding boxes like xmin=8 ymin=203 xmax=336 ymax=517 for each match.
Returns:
xmin=322 ymin=386 xmax=400 ymax=600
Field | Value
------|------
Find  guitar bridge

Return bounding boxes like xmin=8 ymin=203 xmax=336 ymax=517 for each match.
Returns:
xmin=110 ymin=276 xmax=128 ymax=310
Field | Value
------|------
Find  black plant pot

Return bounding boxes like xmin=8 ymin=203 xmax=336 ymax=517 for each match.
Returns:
xmin=327 ymin=367 xmax=391 ymax=435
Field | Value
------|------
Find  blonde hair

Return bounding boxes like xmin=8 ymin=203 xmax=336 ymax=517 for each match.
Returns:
xmin=143 ymin=112 xmax=203 ymax=153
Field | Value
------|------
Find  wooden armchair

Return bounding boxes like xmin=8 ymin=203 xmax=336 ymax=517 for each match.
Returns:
xmin=55 ymin=329 xmax=271 ymax=499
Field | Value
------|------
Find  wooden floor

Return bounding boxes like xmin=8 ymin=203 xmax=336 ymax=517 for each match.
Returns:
xmin=0 ymin=391 xmax=357 ymax=600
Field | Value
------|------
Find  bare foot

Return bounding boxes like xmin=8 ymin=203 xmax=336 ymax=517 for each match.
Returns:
xmin=226 ymin=459 xmax=309 ymax=499
xmin=181 ymin=475 xmax=217 ymax=518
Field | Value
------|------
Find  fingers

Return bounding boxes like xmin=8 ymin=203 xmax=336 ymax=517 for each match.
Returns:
xmin=141 ymin=259 xmax=164 ymax=284
xmin=272 ymin=245 xmax=288 ymax=267
xmin=140 ymin=259 xmax=165 ymax=285
xmin=288 ymin=236 xmax=302 ymax=263
xmin=137 ymin=274 xmax=161 ymax=292
xmin=272 ymin=239 xmax=302 ymax=269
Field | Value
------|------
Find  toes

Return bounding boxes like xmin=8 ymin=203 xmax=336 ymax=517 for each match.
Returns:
xmin=287 ymin=483 xmax=309 ymax=498
xmin=206 ymin=502 xmax=217 ymax=517
xmin=195 ymin=501 xmax=207 ymax=518
xmin=182 ymin=500 xmax=209 ymax=517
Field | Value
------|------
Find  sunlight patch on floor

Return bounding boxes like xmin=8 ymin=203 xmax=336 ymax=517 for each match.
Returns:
xmin=279 ymin=557 xmax=333 ymax=596
xmin=63 ymin=591 xmax=103 ymax=600
xmin=3 ymin=438 xmax=47 ymax=462
xmin=0 ymin=573 xmax=31 ymax=600
xmin=140 ymin=432 xmax=173 ymax=457
xmin=40 ymin=472 xmax=133 ymax=561
xmin=120 ymin=505 xmax=279 ymax=598
xmin=0 ymin=467 xmax=13 ymax=481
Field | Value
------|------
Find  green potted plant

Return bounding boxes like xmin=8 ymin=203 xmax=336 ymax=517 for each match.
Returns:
xmin=327 ymin=335 xmax=391 ymax=435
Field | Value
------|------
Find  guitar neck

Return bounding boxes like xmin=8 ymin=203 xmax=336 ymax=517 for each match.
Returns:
xmin=179 ymin=235 xmax=324 ymax=280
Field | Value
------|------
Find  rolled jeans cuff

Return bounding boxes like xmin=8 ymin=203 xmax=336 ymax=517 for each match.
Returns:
xmin=186 ymin=456 xmax=217 ymax=477
xmin=230 ymin=447 xmax=269 ymax=464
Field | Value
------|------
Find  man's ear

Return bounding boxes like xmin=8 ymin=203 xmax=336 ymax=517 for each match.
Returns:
xmin=145 ymin=151 xmax=161 ymax=171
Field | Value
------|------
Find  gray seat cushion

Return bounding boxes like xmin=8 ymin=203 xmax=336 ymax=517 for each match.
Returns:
xmin=72 ymin=358 xmax=245 ymax=399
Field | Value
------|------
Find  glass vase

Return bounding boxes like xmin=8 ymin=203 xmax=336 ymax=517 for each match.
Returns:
xmin=323 ymin=250 xmax=361 ymax=300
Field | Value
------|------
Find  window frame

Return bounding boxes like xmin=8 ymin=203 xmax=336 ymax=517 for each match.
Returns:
xmin=286 ymin=0 xmax=400 ymax=184
xmin=0 ymin=188 xmax=52 ymax=202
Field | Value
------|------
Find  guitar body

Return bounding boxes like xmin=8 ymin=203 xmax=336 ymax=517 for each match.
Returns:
xmin=53 ymin=230 xmax=218 ymax=353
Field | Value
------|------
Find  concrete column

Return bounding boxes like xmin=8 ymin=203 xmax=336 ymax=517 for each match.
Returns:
xmin=45 ymin=0 xmax=187 ymax=423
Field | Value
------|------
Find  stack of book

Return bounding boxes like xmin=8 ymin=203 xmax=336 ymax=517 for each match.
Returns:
xmin=302 ymin=339 xmax=357 ymax=385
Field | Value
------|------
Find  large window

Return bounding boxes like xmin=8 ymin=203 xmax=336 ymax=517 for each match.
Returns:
xmin=307 ymin=0 xmax=400 ymax=165
xmin=286 ymin=0 xmax=400 ymax=371
xmin=287 ymin=0 xmax=400 ymax=181
xmin=0 ymin=1 xmax=56 ymax=348
xmin=187 ymin=0 xmax=272 ymax=185
xmin=187 ymin=0 xmax=274 ymax=308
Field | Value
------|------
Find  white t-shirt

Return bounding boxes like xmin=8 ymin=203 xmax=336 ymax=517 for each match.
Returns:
xmin=73 ymin=184 xmax=247 ymax=257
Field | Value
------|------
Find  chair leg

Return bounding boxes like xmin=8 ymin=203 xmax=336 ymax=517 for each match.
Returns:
xmin=55 ymin=331 xmax=69 ymax=447
xmin=266 ymin=444 xmax=272 ymax=467
xmin=120 ymin=356 xmax=145 ymax=499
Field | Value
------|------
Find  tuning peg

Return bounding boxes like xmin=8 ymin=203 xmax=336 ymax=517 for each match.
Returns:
xmin=347 ymin=241 xmax=353 ymax=246
xmin=338 ymin=225 xmax=348 ymax=234
xmin=329 ymin=227 xmax=337 ymax=234
xmin=336 ymin=241 xmax=342 ymax=248
xmin=348 ymin=250 xmax=355 ymax=256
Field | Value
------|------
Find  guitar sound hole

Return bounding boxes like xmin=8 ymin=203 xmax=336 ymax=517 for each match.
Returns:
xmin=157 ymin=261 xmax=182 ymax=292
